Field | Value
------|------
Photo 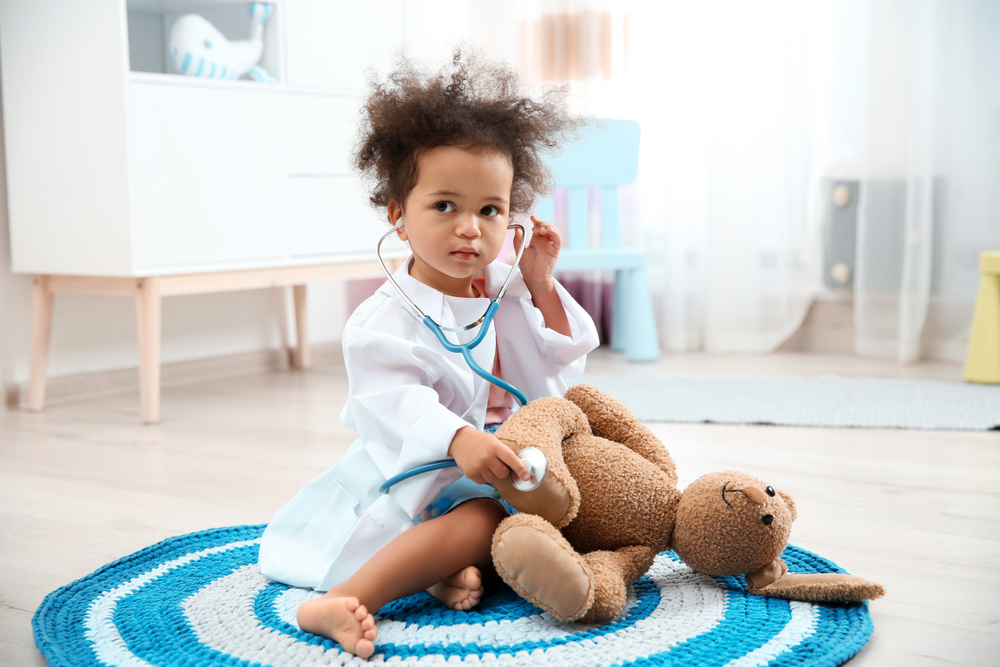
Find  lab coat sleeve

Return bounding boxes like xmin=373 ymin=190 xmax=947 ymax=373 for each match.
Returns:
xmin=497 ymin=273 xmax=600 ymax=401
xmin=344 ymin=328 xmax=468 ymax=518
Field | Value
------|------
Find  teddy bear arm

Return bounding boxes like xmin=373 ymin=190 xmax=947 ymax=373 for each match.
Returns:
xmin=750 ymin=573 xmax=886 ymax=603
xmin=746 ymin=558 xmax=885 ymax=603
xmin=494 ymin=396 xmax=589 ymax=526
xmin=564 ymin=384 xmax=678 ymax=484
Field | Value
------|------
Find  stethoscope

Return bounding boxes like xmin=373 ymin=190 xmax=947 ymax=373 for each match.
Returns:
xmin=375 ymin=220 xmax=548 ymax=495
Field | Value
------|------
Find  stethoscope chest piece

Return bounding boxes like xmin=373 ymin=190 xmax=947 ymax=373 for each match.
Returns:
xmin=511 ymin=447 xmax=548 ymax=492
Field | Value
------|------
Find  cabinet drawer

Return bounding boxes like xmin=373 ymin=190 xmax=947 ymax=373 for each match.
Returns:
xmin=129 ymin=81 xmax=284 ymax=271
xmin=283 ymin=94 xmax=361 ymax=176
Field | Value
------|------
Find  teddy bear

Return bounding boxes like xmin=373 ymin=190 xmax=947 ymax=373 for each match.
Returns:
xmin=490 ymin=384 xmax=885 ymax=623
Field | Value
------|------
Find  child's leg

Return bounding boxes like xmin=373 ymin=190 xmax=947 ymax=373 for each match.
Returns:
xmin=297 ymin=498 xmax=507 ymax=658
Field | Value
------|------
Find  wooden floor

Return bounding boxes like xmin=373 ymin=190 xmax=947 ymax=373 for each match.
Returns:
xmin=1 ymin=348 xmax=997 ymax=666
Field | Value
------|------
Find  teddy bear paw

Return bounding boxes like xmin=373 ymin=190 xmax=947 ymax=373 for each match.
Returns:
xmin=491 ymin=514 xmax=595 ymax=621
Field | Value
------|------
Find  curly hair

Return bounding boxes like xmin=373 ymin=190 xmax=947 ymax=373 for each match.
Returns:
xmin=355 ymin=48 xmax=581 ymax=220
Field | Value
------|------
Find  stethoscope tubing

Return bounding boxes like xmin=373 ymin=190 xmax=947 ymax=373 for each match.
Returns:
xmin=423 ymin=305 xmax=529 ymax=407
xmin=379 ymin=459 xmax=459 ymax=494
xmin=374 ymin=220 xmax=535 ymax=494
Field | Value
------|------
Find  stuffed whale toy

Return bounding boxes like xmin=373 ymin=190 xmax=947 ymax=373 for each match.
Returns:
xmin=168 ymin=2 xmax=275 ymax=83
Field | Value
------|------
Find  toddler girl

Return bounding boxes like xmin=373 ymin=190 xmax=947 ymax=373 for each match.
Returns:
xmin=258 ymin=51 xmax=599 ymax=659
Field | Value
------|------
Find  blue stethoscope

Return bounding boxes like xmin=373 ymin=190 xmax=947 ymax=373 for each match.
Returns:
xmin=375 ymin=221 xmax=547 ymax=494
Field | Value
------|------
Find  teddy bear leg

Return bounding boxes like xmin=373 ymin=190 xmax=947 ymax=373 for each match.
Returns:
xmin=564 ymin=384 xmax=677 ymax=485
xmin=491 ymin=513 xmax=595 ymax=622
xmin=577 ymin=545 xmax=658 ymax=624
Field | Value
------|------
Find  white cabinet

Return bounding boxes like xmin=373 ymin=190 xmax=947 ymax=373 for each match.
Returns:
xmin=0 ymin=0 xmax=414 ymax=423
xmin=1 ymin=0 xmax=401 ymax=278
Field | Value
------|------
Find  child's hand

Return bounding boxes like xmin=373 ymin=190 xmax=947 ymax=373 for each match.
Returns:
xmin=449 ymin=427 xmax=531 ymax=485
xmin=516 ymin=215 xmax=562 ymax=290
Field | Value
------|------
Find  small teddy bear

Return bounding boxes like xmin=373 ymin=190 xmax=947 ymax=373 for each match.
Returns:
xmin=490 ymin=384 xmax=884 ymax=623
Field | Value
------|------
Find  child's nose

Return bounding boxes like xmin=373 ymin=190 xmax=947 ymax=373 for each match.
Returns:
xmin=457 ymin=214 xmax=482 ymax=237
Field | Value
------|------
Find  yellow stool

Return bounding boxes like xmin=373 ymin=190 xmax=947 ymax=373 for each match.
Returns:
xmin=964 ymin=251 xmax=1000 ymax=384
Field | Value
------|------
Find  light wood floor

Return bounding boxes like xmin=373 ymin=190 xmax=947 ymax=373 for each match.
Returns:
xmin=1 ymin=348 xmax=997 ymax=666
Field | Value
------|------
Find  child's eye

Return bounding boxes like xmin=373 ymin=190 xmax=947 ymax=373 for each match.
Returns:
xmin=481 ymin=205 xmax=501 ymax=217
xmin=435 ymin=201 xmax=456 ymax=213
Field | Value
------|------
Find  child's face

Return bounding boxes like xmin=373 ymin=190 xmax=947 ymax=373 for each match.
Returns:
xmin=389 ymin=145 xmax=514 ymax=298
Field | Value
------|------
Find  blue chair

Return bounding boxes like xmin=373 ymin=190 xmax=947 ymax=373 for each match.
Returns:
xmin=535 ymin=119 xmax=660 ymax=361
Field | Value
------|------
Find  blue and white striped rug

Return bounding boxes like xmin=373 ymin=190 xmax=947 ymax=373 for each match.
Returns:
xmin=33 ymin=525 xmax=874 ymax=666
xmin=583 ymin=375 xmax=1000 ymax=430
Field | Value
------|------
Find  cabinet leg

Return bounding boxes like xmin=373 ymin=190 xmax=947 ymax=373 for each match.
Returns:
xmin=27 ymin=275 xmax=54 ymax=412
xmin=292 ymin=284 xmax=310 ymax=369
xmin=135 ymin=277 xmax=162 ymax=424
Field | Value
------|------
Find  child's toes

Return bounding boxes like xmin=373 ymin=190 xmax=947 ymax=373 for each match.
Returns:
xmin=355 ymin=638 xmax=375 ymax=660
xmin=353 ymin=604 xmax=369 ymax=622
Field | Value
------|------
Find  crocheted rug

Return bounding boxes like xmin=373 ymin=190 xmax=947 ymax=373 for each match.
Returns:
xmin=34 ymin=525 xmax=874 ymax=667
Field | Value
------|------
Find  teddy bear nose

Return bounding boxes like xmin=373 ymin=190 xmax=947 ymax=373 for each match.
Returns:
xmin=762 ymin=514 xmax=774 ymax=525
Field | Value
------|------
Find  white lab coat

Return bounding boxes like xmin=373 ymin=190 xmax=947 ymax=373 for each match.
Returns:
xmin=258 ymin=258 xmax=599 ymax=591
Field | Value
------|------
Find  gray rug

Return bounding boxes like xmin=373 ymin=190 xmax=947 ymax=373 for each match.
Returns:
xmin=581 ymin=375 xmax=1000 ymax=430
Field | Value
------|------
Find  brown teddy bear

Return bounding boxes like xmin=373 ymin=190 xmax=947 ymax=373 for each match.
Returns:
xmin=490 ymin=384 xmax=885 ymax=623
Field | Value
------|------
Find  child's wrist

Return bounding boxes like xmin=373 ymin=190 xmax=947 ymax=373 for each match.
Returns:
xmin=524 ymin=277 xmax=555 ymax=296
xmin=448 ymin=426 xmax=474 ymax=458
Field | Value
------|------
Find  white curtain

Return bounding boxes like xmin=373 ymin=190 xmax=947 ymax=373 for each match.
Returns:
xmin=625 ymin=1 xmax=858 ymax=352
xmin=471 ymin=0 xmax=1000 ymax=360
xmin=856 ymin=0 xmax=1000 ymax=363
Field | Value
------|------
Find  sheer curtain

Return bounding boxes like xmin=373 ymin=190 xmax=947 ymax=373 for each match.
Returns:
xmin=472 ymin=0 xmax=1000 ymax=360
xmin=856 ymin=0 xmax=1000 ymax=363
xmin=625 ymin=1 xmax=855 ymax=352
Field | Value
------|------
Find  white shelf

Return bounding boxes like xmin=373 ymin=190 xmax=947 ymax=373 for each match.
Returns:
xmin=126 ymin=0 xmax=283 ymax=82
xmin=128 ymin=0 xmax=282 ymax=12
xmin=127 ymin=70 xmax=282 ymax=92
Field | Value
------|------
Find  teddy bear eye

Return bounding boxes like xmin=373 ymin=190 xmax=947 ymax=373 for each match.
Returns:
xmin=766 ymin=486 xmax=775 ymax=497
xmin=762 ymin=514 xmax=774 ymax=525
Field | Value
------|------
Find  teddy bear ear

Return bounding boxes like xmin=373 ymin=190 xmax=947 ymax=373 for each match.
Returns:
xmin=776 ymin=489 xmax=797 ymax=522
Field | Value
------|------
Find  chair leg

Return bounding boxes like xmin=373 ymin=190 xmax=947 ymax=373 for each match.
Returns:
xmin=27 ymin=276 xmax=54 ymax=412
xmin=611 ymin=271 xmax=628 ymax=352
xmin=963 ymin=272 xmax=1000 ymax=384
xmin=135 ymin=277 xmax=162 ymax=424
xmin=624 ymin=268 xmax=660 ymax=362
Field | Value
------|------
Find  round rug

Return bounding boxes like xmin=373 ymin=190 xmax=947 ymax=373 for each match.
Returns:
xmin=33 ymin=525 xmax=873 ymax=666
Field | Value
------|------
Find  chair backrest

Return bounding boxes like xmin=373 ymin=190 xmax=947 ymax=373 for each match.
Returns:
xmin=534 ymin=118 xmax=641 ymax=251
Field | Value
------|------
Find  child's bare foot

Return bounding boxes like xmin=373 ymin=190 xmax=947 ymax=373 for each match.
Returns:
xmin=427 ymin=565 xmax=484 ymax=611
xmin=297 ymin=596 xmax=377 ymax=659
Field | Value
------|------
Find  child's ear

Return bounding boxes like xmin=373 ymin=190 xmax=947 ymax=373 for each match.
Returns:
xmin=388 ymin=200 xmax=406 ymax=240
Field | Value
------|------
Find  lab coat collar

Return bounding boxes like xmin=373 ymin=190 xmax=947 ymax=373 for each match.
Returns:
xmin=385 ymin=256 xmax=530 ymax=327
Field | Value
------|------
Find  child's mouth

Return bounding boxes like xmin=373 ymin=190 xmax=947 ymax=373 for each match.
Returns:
xmin=451 ymin=250 xmax=479 ymax=261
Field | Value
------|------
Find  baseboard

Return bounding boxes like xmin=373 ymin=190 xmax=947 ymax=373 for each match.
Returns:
xmin=3 ymin=341 xmax=344 ymax=410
